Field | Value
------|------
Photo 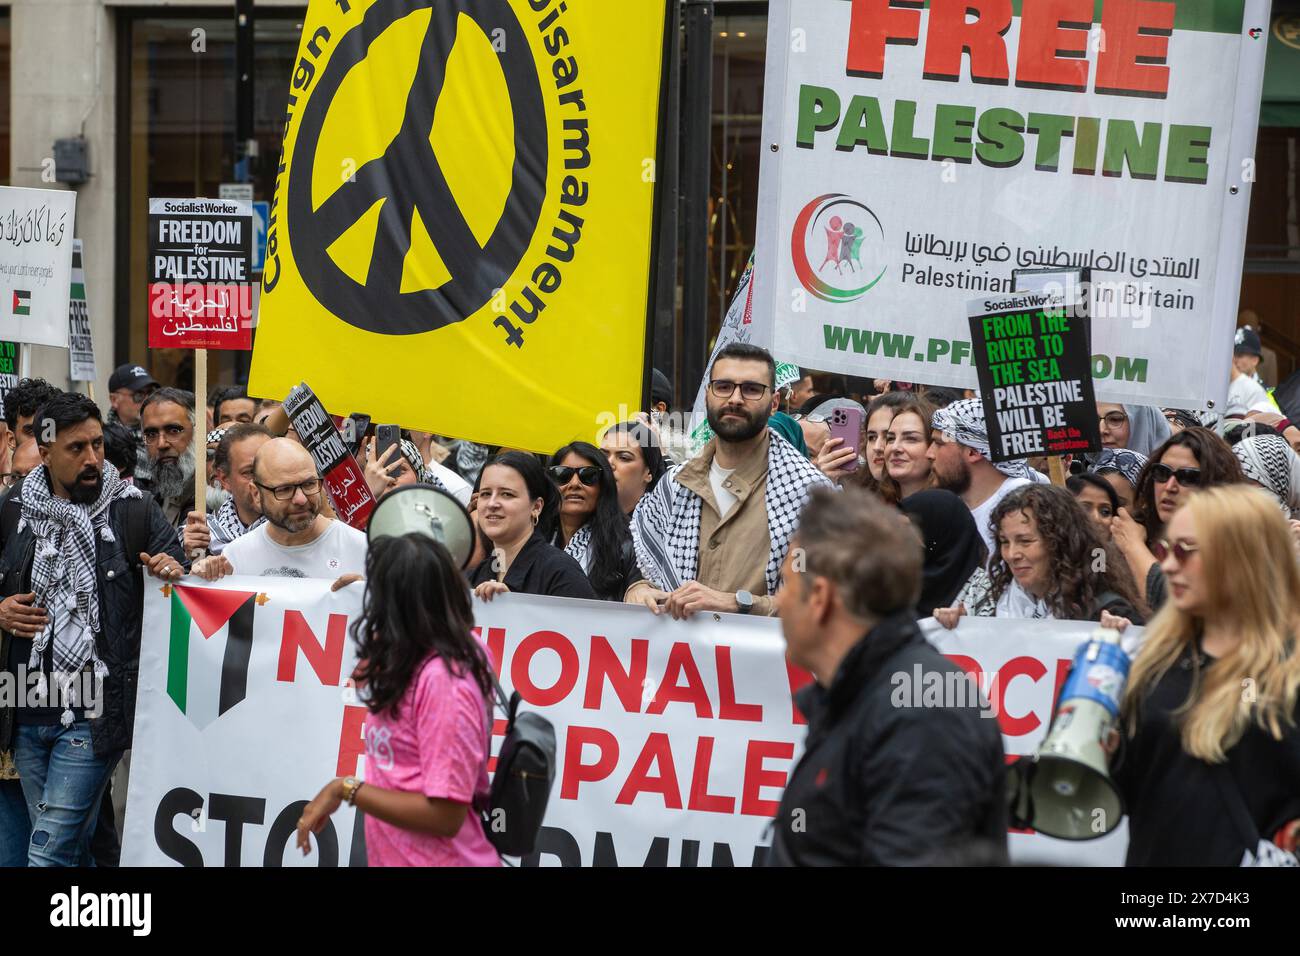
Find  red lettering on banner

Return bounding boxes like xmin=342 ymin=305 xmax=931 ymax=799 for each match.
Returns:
xmin=560 ymin=725 xmax=619 ymax=800
xmin=995 ymin=655 xmax=1047 ymax=737
xmin=646 ymin=642 xmax=714 ymax=718
xmin=741 ymin=740 xmax=795 ymax=816
xmin=846 ymin=0 xmax=923 ymax=78
xmin=715 ymin=646 xmax=763 ymax=722
xmin=785 ymin=662 xmax=814 ymax=725
xmin=488 ymin=717 xmax=509 ymax=773
xmin=615 ymin=732 xmax=683 ymax=809
xmin=583 ymin=636 xmax=648 ymax=713
xmin=336 ymin=704 xmax=367 ymax=776
xmin=921 ymin=0 xmax=1012 ymax=84
xmin=512 ymin=630 xmax=580 ymax=706
xmin=278 ymin=610 xmax=347 ymax=685
xmin=473 ymin=626 xmax=507 ymax=673
xmin=687 ymin=737 xmax=737 ymax=814
xmin=1015 ymin=0 xmax=1091 ymax=92
xmin=1096 ymin=0 xmax=1175 ymax=98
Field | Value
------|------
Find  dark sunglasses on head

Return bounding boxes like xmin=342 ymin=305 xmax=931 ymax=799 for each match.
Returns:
xmin=1150 ymin=463 xmax=1201 ymax=486
xmin=548 ymin=465 xmax=601 ymax=487
xmin=1152 ymin=538 xmax=1200 ymax=564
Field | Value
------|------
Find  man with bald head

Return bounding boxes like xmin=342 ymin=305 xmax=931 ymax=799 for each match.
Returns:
xmin=191 ymin=438 xmax=366 ymax=583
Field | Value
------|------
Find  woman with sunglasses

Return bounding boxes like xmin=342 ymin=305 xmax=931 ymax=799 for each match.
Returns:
xmin=1100 ymin=486 xmax=1300 ymax=865
xmin=1111 ymin=427 xmax=1244 ymax=610
xmin=547 ymin=442 xmax=641 ymax=601
xmin=934 ymin=484 xmax=1143 ymax=626
xmin=469 ymin=451 xmax=596 ymax=602
xmin=599 ymin=421 xmax=666 ymax=516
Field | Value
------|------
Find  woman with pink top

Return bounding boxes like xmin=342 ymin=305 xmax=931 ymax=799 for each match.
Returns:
xmin=296 ymin=533 xmax=500 ymax=866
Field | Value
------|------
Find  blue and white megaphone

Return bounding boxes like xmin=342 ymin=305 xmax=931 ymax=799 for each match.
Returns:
xmin=1010 ymin=627 xmax=1130 ymax=840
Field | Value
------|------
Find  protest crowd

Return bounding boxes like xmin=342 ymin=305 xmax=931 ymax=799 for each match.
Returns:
xmin=0 ymin=331 xmax=1297 ymax=869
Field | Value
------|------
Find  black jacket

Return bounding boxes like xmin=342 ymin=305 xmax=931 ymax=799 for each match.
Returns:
xmin=0 ymin=479 xmax=185 ymax=757
xmin=768 ymin=612 xmax=1009 ymax=866
xmin=470 ymin=531 xmax=596 ymax=600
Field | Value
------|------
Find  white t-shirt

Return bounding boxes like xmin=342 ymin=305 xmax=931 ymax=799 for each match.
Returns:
xmin=223 ymin=519 xmax=369 ymax=579
xmin=709 ymin=460 xmax=739 ymax=518
xmin=425 ymin=459 xmax=473 ymax=507
xmin=1225 ymin=373 xmax=1270 ymax=418
xmin=969 ymin=476 xmax=1031 ymax=559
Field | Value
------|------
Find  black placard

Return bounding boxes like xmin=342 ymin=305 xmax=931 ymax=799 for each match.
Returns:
xmin=967 ymin=288 xmax=1101 ymax=462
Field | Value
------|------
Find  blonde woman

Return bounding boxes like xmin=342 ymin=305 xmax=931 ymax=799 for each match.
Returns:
xmin=1103 ymin=485 xmax=1300 ymax=866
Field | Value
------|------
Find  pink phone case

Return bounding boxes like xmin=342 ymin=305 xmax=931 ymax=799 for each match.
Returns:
xmin=827 ymin=407 xmax=863 ymax=471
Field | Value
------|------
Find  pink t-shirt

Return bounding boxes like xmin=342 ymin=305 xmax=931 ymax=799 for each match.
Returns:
xmin=362 ymin=654 xmax=500 ymax=867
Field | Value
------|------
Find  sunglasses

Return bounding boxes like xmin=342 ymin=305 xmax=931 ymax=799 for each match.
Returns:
xmin=548 ymin=465 xmax=601 ymax=487
xmin=1150 ymin=463 xmax=1201 ymax=486
xmin=1152 ymin=538 xmax=1200 ymax=564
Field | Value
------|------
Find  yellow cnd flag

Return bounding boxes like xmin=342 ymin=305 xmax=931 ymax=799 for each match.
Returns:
xmin=251 ymin=0 xmax=669 ymax=452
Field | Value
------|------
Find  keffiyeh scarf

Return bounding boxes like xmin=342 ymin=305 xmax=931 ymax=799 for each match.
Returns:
xmin=563 ymin=523 xmax=594 ymax=574
xmin=20 ymin=462 xmax=142 ymax=725
xmin=206 ymin=495 xmax=265 ymax=555
xmin=400 ymin=439 xmax=448 ymax=492
xmin=629 ymin=432 xmax=832 ymax=594
xmin=1092 ymin=448 xmax=1149 ymax=489
xmin=1234 ymin=434 xmax=1300 ymax=518
xmin=932 ymin=399 xmax=1044 ymax=482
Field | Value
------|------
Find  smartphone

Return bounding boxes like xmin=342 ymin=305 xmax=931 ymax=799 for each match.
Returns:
xmin=375 ymin=424 xmax=402 ymax=478
xmin=828 ymin=406 xmax=864 ymax=472
xmin=342 ymin=413 xmax=371 ymax=457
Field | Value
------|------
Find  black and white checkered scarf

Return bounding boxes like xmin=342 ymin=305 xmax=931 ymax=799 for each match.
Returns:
xmin=1234 ymin=434 xmax=1300 ymax=518
xmin=206 ymin=495 xmax=265 ymax=555
xmin=629 ymin=432 xmax=831 ymax=594
xmin=19 ymin=462 xmax=141 ymax=723
xmin=563 ymin=523 xmax=594 ymax=573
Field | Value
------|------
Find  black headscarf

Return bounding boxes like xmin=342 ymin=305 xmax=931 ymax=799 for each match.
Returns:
xmin=900 ymin=489 xmax=985 ymax=617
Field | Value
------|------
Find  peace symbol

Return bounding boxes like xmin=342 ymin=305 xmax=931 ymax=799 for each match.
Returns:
xmin=289 ymin=0 xmax=548 ymax=335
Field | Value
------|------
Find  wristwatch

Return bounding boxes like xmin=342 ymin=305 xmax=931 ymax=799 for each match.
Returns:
xmin=341 ymin=776 xmax=364 ymax=806
xmin=735 ymin=590 xmax=754 ymax=614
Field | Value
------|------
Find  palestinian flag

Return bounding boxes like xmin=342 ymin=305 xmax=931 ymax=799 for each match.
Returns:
xmin=12 ymin=290 xmax=30 ymax=316
xmin=166 ymin=584 xmax=259 ymax=730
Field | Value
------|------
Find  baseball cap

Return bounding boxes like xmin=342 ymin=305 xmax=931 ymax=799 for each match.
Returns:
xmin=1233 ymin=326 xmax=1262 ymax=357
xmin=109 ymin=363 xmax=158 ymax=393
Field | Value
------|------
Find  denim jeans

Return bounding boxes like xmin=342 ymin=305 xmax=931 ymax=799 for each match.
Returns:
xmin=0 ymin=776 xmax=30 ymax=867
xmin=13 ymin=721 xmax=120 ymax=867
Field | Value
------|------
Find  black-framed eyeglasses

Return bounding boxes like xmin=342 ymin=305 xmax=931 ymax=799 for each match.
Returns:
xmin=142 ymin=423 xmax=188 ymax=443
xmin=1150 ymin=463 xmax=1201 ymax=486
xmin=708 ymin=379 xmax=771 ymax=401
xmin=549 ymin=465 xmax=601 ymax=487
xmin=256 ymin=478 xmax=322 ymax=500
xmin=1153 ymin=538 xmax=1200 ymax=564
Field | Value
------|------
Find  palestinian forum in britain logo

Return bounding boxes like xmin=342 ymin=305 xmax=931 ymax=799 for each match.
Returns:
xmin=791 ymin=193 xmax=887 ymax=304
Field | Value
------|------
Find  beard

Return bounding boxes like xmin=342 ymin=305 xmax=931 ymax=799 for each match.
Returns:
xmin=152 ymin=443 xmax=197 ymax=500
xmin=706 ymin=400 xmax=770 ymax=443
xmin=69 ymin=467 xmax=103 ymax=505
xmin=933 ymin=455 xmax=972 ymax=496
xmin=267 ymin=505 xmax=316 ymax=534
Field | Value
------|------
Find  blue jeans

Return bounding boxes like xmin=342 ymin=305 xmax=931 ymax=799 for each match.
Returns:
xmin=0 ymin=776 xmax=30 ymax=867
xmin=13 ymin=722 xmax=120 ymax=867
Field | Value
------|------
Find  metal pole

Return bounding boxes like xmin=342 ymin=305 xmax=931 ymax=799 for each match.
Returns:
xmin=235 ymin=0 xmax=256 ymax=385
xmin=652 ymin=2 xmax=683 ymax=409
xmin=680 ymin=0 xmax=714 ymax=409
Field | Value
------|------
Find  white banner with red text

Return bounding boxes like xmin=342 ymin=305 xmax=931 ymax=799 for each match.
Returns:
xmin=122 ymin=580 xmax=1129 ymax=866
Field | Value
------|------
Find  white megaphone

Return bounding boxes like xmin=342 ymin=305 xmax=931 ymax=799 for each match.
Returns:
xmin=366 ymin=483 xmax=475 ymax=570
xmin=1009 ymin=627 xmax=1130 ymax=840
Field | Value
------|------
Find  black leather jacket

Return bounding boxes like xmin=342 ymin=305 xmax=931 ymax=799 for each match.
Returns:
xmin=767 ymin=612 xmax=1009 ymax=866
xmin=0 ymin=479 xmax=184 ymax=757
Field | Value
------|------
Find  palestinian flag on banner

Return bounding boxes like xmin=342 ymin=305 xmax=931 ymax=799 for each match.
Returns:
xmin=166 ymin=584 xmax=261 ymax=731
xmin=12 ymin=290 xmax=30 ymax=316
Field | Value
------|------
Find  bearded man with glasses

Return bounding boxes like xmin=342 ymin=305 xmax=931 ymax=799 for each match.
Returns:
xmin=190 ymin=438 xmax=367 ymax=591
xmin=626 ymin=344 xmax=832 ymax=620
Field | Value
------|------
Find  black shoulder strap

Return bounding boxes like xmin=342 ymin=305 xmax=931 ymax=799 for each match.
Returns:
xmin=121 ymin=494 xmax=154 ymax=570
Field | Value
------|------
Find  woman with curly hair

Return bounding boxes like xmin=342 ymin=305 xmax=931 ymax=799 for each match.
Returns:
xmin=936 ymin=484 xmax=1144 ymax=626
xmin=1110 ymin=427 xmax=1244 ymax=609
xmin=1100 ymin=486 xmax=1300 ymax=865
